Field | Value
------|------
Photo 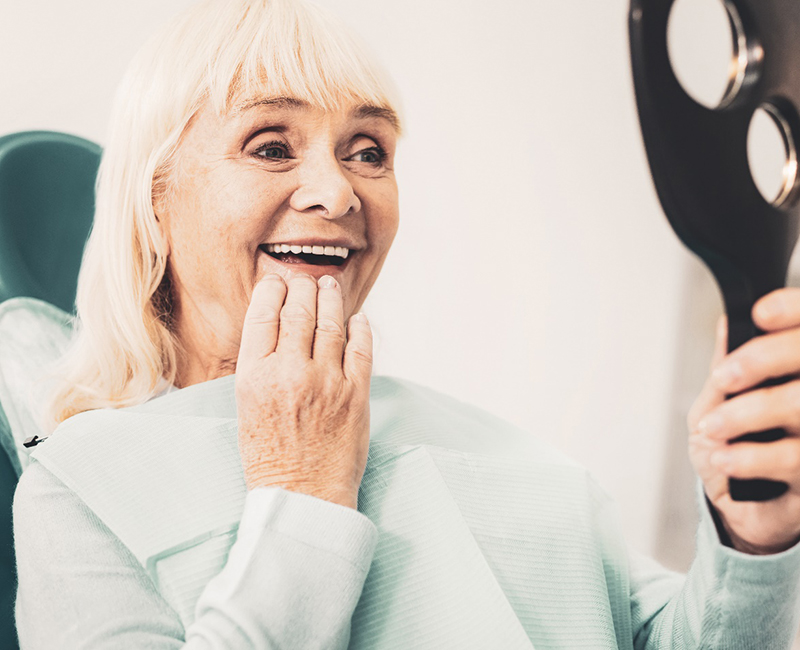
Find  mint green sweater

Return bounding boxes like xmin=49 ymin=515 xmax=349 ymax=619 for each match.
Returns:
xmin=13 ymin=375 xmax=800 ymax=648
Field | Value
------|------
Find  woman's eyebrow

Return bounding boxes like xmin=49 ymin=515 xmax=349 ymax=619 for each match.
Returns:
xmin=234 ymin=96 xmax=310 ymax=115
xmin=352 ymin=104 xmax=400 ymax=132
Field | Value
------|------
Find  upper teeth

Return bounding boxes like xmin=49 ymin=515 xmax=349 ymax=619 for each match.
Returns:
xmin=265 ymin=244 xmax=349 ymax=259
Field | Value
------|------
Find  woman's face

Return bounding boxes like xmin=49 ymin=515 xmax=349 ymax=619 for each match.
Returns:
xmin=157 ymin=94 xmax=399 ymax=376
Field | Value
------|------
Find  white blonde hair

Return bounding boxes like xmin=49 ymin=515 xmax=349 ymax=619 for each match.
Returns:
xmin=47 ymin=0 xmax=402 ymax=428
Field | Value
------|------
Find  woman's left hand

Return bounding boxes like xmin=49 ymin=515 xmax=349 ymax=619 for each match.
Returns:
xmin=689 ymin=287 xmax=800 ymax=555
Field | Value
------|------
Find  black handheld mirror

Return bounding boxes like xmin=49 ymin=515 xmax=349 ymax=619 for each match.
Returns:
xmin=629 ymin=0 xmax=800 ymax=501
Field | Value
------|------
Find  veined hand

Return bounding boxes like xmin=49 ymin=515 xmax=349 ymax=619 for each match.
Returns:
xmin=235 ymin=273 xmax=373 ymax=510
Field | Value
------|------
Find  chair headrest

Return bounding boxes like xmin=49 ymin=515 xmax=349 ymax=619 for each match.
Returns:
xmin=0 ymin=131 xmax=101 ymax=313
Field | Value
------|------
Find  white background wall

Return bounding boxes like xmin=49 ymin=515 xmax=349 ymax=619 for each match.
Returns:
xmin=1 ymin=0 xmax=758 ymax=563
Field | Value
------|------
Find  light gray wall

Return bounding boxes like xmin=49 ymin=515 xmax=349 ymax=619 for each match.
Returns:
xmin=3 ymin=0 xmax=769 ymax=563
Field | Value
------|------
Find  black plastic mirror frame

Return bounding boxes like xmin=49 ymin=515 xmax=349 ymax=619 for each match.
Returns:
xmin=630 ymin=0 xmax=800 ymax=501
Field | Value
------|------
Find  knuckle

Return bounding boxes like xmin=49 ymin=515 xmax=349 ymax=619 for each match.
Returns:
xmin=315 ymin=315 xmax=345 ymax=337
xmin=281 ymin=302 xmax=314 ymax=323
xmin=285 ymin=374 xmax=307 ymax=392
xmin=321 ymin=374 xmax=346 ymax=400
xmin=735 ymin=350 xmax=756 ymax=378
xmin=784 ymin=444 xmax=800 ymax=472
xmin=283 ymin=363 xmax=311 ymax=387
xmin=246 ymin=303 xmax=281 ymax=326
xmin=736 ymin=447 xmax=756 ymax=473
xmin=687 ymin=399 xmax=703 ymax=432
xmin=689 ymin=383 xmax=729 ymax=436
xmin=350 ymin=345 xmax=373 ymax=366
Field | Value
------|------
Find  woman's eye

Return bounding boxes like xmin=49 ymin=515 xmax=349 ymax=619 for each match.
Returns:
xmin=349 ymin=146 xmax=386 ymax=165
xmin=253 ymin=141 xmax=291 ymax=159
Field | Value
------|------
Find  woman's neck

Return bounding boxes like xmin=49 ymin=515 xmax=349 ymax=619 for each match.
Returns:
xmin=171 ymin=296 xmax=240 ymax=389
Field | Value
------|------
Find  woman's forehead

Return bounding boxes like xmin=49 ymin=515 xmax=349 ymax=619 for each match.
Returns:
xmin=229 ymin=94 xmax=401 ymax=133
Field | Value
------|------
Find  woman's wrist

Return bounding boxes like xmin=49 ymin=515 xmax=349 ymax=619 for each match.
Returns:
xmin=246 ymin=476 xmax=358 ymax=510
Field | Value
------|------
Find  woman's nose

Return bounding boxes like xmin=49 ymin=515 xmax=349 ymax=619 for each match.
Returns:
xmin=290 ymin=154 xmax=362 ymax=219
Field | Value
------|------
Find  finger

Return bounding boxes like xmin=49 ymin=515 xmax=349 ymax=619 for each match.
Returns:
xmin=753 ymin=288 xmax=800 ymax=332
xmin=711 ymin=315 xmax=728 ymax=369
xmin=698 ymin=379 xmax=800 ymax=441
xmin=688 ymin=377 xmax=726 ymax=435
xmin=687 ymin=316 xmax=729 ymax=434
xmin=710 ymin=437 xmax=800 ymax=483
xmin=276 ymin=274 xmax=318 ymax=358
xmin=238 ymin=274 xmax=287 ymax=367
xmin=312 ymin=275 xmax=346 ymax=365
xmin=343 ymin=313 xmax=373 ymax=387
xmin=711 ymin=327 xmax=800 ymax=394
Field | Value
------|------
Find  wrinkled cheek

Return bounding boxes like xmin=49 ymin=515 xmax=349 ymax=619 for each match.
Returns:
xmin=375 ymin=210 xmax=400 ymax=258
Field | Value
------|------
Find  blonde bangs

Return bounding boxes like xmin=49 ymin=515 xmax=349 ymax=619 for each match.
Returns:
xmin=198 ymin=0 xmax=402 ymax=127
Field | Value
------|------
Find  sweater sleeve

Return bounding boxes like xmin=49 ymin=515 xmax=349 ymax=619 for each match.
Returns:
xmin=629 ymin=486 xmax=800 ymax=650
xmin=13 ymin=461 xmax=377 ymax=649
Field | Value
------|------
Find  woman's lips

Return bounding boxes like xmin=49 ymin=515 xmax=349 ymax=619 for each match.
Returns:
xmin=257 ymin=245 xmax=353 ymax=278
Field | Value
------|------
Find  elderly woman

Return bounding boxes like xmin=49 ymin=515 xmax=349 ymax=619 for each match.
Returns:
xmin=11 ymin=0 xmax=800 ymax=648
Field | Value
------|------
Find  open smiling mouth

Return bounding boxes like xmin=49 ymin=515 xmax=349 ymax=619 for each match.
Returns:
xmin=259 ymin=243 xmax=350 ymax=268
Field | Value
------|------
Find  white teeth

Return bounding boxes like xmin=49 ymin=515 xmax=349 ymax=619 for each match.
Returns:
xmin=265 ymin=243 xmax=351 ymax=259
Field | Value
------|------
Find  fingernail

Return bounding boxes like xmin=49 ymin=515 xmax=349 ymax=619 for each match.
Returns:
xmin=710 ymin=449 xmax=732 ymax=470
xmin=351 ymin=312 xmax=369 ymax=324
xmin=318 ymin=275 xmax=338 ymax=289
xmin=698 ymin=413 xmax=724 ymax=437
xmin=260 ymin=273 xmax=283 ymax=284
xmin=712 ymin=361 xmax=743 ymax=388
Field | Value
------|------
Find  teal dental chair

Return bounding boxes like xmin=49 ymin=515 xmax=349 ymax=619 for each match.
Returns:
xmin=0 ymin=131 xmax=101 ymax=649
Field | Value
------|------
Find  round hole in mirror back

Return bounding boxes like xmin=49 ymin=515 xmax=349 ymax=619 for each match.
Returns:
xmin=667 ymin=0 xmax=748 ymax=109
xmin=748 ymin=102 xmax=799 ymax=207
